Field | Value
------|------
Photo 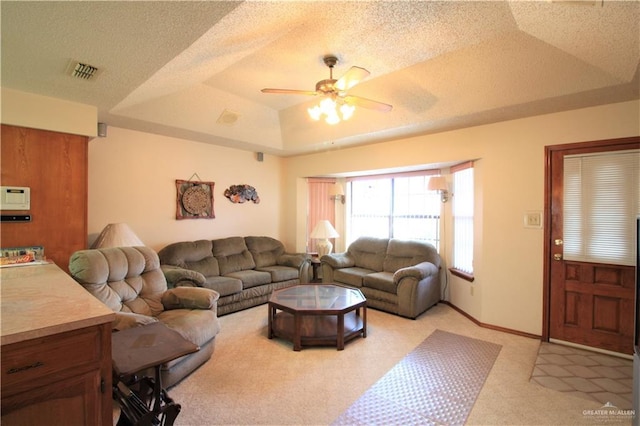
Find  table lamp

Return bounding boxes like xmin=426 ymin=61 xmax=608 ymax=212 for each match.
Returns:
xmin=91 ymin=223 xmax=144 ymax=248
xmin=310 ymin=220 xmax=339 ymax=257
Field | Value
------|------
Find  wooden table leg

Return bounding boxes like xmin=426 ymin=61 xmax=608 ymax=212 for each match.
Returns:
xmin=337 ymin=313 xmax=345 ymax=350
xmin=293 ymin=313 xmax=302 ymax=351
xmin=268 ymin=305 xmax=274 ymax=339
xmin=362 ymin=306 xmax=367 ymax=338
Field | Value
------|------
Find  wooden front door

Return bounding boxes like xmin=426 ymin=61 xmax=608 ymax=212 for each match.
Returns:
xmin=545 ymin=137 xmax=639 ymax=355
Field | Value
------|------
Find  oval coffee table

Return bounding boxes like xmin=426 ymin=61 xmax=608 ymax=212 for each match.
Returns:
xmin=268 ymin=284 xmax=367 ymax=351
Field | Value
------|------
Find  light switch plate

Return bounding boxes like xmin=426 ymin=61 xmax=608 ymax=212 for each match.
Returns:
xmin=524 ymin=211 xmax=542 ymax=228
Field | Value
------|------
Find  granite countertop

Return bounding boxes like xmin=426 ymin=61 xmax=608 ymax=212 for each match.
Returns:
xmin=0 ymin=262 xmax=115 ymax=346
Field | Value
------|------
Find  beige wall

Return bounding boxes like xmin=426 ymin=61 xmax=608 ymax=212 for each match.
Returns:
xmin=88 ymin=127 xmax=283 ymax=251
xmin=283 ymin=100 xmax=640 ymax=335
xmin=1 ymin=88 xmax=97 ymax=137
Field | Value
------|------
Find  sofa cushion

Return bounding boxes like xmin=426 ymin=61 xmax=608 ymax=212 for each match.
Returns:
xmin=333 ymin=267 xmax=375 ymax=288
xmin=383 ymin=239 xmax=438 ymax=272
xmin=202 ymin=276 xmax=243 ymax=297
xmin=184 ymin=256 xmax=220 ymax=278
xmin=245 ymin=236 xmax=284 ymax=267
xmin=257 ymin=265 xmax=299 ymax=282
xmin=226 ymin=270 xmax=272 ymax=289
xmin=363 ymin=271 xmax=396 ymax=294
xmin=158 ymin=240 xmax=211 ymax=264
xmin=157 ymin=309 xmax=220 ymax=347
xmin=213 ymin=237 xmax=256 ymax=275
xmin=112 ymin=312 xmax=158 ymax=331
xmin=161 ymin=287 xmax=219 ymax=310
xmin=162 ymin=265 xmax=206 ymax=287
xmin=348 ymin=237 xmax=389 ymax=271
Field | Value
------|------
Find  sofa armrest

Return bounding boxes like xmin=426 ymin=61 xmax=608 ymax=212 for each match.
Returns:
xmin=321 ymin=252 xmax=355 ymax=269
xmin=112 ymin=312 xmax=158 ymax=331
xmin=393 ymin=261 xmax=438 ymax=282
xmin=161 ymin=286 xmax=220 ymax=310
xmin=277 ymin=253 xmax=307 ymax=268
xmin=161 ymin=264 xmax=206 ymax=288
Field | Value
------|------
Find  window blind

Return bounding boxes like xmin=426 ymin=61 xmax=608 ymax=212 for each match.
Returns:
xmin=563 ymin=149 xmax=639 ymax=266
xmin=453 ymin=165 xmax=474 ymax=274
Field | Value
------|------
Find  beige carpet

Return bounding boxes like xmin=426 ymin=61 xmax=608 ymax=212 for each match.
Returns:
xmin=332 ymin=330 xmax=501 ymax=425
xmin=166 ymin=304 xmax=621 ymax=425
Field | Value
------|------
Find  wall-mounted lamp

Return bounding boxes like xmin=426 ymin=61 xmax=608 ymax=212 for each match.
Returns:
xmin=427 ymin=176 xmax=449 ymax=203
xmin=329 ymin=183 xmax=345 ymax=204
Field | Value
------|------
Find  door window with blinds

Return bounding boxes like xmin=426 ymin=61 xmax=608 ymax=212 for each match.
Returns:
xmin=563 ymin=149 xmax=640 ymax=266
xmin=347 ymin=172 xmax=441 ymax=249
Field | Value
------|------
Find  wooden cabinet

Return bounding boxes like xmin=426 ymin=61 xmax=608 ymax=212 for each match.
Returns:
xmin=0 ymin=263 xmax=115 ymax=426
xmin=0 ymin=124 xmax=88 ymax=272
xmin=1 ymin=324 xmax=112 ymax=426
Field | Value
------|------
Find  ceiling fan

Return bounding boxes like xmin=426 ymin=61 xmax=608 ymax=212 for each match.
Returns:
xmin=261 ymin=55 xmax=392 ymax=124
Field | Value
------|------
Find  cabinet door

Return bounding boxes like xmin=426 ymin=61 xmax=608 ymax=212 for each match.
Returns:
xmin=1 ymin=369 xmax=103 ymax=426
xmin=0 ymin=124 xmax=88 ymax=272
xmin=1 ymin=324 xmax=113 ymax=426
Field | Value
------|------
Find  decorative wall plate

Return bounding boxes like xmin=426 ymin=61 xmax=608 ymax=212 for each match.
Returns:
xmin=176 ymin=179 xmax=214 ymax=219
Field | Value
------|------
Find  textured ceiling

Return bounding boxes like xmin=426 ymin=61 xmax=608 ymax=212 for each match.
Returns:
xmin=1 ymin=1 xmax=638 ymax=156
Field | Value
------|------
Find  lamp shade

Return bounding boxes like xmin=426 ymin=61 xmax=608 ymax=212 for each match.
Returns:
xmin=91 ymin=223 xmax=144 ymax=248
xmin=310 ymin=220 xmax=339 ymax=258
xmin=427 ymin=176 xmax=447 ymax=191
xmin=310 ymin=220 xmax=339 ymax=239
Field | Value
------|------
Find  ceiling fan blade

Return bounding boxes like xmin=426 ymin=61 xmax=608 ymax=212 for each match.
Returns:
xmin=335 ymin=66 xmax=370 ymax=91
xmin=344 ymin=95 xmax=393 ymax=112
xmin=261 ymin=88 xmax=318 ymax=96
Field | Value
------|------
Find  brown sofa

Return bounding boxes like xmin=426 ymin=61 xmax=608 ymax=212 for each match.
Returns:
xmin=321 ymin=237 xmax=441 ymax=319
xmin=69 ymin=246 xmax=221 ymax=388
xmin=158 ymin=236 xmax=309 ymax=316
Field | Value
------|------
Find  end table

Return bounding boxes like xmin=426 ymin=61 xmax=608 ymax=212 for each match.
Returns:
xmin=111 ymin=322 xmax=198 ymax=426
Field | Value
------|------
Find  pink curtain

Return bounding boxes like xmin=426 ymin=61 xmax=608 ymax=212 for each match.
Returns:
xmin=307 ymin=178 xmax=336 ymax=253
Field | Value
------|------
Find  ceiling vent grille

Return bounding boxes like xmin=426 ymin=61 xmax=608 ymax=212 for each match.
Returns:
xmin=69 ymin=62 xmax=99 ymax=80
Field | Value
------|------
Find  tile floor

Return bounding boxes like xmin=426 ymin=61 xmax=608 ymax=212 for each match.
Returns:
xmin=530 ymin=342 xmax=634 ymax=410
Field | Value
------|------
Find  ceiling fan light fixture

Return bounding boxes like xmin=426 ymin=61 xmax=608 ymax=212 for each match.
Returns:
xmin=308 ymin=96 xmax=355 ymax=125
xmin=265 ymin=54 xmax=391 ymax=124
xmin=308 ymin=105 xmax=322 ymax=121
xmin=340 ymin=103 xmax=355 ymax=120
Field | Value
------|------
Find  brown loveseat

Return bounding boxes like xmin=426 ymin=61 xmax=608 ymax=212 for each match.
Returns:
xmin=321 ymin=237 xmax=441 ymax=319
xmin=158 ymin=236 xmax=309 ymax=316
xmin=69 ymin=246 xmax=221 ymax=387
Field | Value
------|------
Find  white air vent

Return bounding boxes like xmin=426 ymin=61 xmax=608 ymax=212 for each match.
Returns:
xmin=68 ymin=61 xmax=99 ymax=80
xmin=216 ymin=109 xmax=240 ymax=126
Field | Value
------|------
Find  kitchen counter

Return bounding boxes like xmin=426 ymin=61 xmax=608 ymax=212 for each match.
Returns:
xmin=0 ymin=262 xmax=114 ymax=346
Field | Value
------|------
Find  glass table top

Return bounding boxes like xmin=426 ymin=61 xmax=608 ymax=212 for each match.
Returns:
xmin=269 ymin=284 xmax=365 ymax=312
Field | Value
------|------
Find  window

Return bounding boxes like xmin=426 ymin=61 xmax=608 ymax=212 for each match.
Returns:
xmin=563 ymin=149 xmax=639 ymax=266
xmin=347 ymin=171 xmax=441 ymax=249
xmin=451 ymin=162 xmax=474 ymax=280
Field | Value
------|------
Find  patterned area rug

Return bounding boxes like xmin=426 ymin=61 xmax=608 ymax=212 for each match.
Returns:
xmin=332 ymin=329 xmax=502 ymax=425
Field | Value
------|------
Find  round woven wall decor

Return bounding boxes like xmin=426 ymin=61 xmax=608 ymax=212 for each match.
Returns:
xmin=181 ymin=185 xmax=209 ymax=215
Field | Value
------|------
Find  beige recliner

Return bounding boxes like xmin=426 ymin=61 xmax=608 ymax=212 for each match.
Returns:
xmin=69 ymin=246 xmax=221 ymax=388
